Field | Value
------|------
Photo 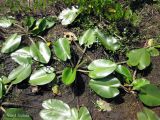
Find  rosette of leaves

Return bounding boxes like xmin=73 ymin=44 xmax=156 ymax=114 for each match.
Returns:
xmin=58 ymin=6 xmax=80 ymax=25
xmin=40 ymin=99 xmax=92 ymax=120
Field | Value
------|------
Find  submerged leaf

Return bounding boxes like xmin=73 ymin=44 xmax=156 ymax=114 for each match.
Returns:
xmin=88 ymin=59 xmax=117 ymax=79
xmin=89 ymin=76 xmax=121 ymax=98
xmin=1 ymin=34 xmax=22 ymax=53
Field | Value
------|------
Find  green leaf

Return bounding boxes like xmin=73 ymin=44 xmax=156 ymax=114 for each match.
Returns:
xmin=0 ymin=81 xmax=4 ymax=99
xmin=8 ymin=65 xmax=31 ymax=84
xmin=58 ymin=6 xmax=80 ymax=25
xmin=53 ymin=38 xmax=71 ymax=61
xmin=89 ymin=76 xmax=121 ymax=98
xmin=78 ymin=107 xmax=92 ymax=120
xmin=88 ymin=59 xmax=117 ymax=79
xmin=1 ymin=33 xmax=22 ymax=53
xmin=132 ymin=78 xmax=150 ymax=90
xmin=79 ymin=29 xmax=96 ymax=47
xmin=116 ymin=65 xmax=132 ymax=83
xmin=30 ymin=41 xmax=51 ymax=63
xmin=0 ymin=17 xmax=13 ymax=28
xmin=40 ymin=99 xmax=72 ymax=120
xmin=95 ymin=29 xmax=120 ymax=51
xmin=25 ymin=16 xmax=36 ymax=29
xmin=127 ymin=48 xmax=151 ymax=70
xmin=147 ymin=47 xmax=159 ymax=57
xmin=29 ymin=67 xmax=55 ymax=86
xmin=139 ymin=84 xmax=160 ymax=106
xmin=2 ymin=108 xmax=32 ymax=120
xmin=45 ymin=16 xmax=57 ymax=29
xmin=137 ymin=107 xmax=160 ymax=120
xmin=62 ymin=67 xmax=77 ymax=85
xmin=11 ymin=47 xmax=32 ymax=65
xmin=1 ymin=76 xmax=11 ymax=84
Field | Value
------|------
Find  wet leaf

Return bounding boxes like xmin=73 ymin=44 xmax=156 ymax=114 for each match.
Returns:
xmin=139 ymin=84 xmax=160 ymax=106
xmin=62 ymin=67 xmax=77 ymax=85
xmin=58 ymin=6 xmax=80 ymax=25
xmin=2 ymin=108 xmax=32 ymax=120
xmin=30 ymin=41 xmax=51 ymax=63
xmin=29 ymin=67 xmax=55 ymax=86
xmin=132 ymin=78 xmax=150 ymax=90
xmin=8 ymin=65 xmax=31 ymax=84
xmin=127 ymin=48 xmax=151 ymax=70
xmin=89 ymin=76 xmax=121 ymax=98
xmin=88 ymin=59 xmax=117 ymax=79
xmin=116 ymin=65 xmax=132 ymax=83
xmin=11 ymin=47 xmax=32 ymax=65
xmin=0 ymin=17 xmax=13 ymax=28
xmin=96 ymin=29 xmax=120 ymax=51
xmin=1 ymin=33 xmax=22 ymax=53
xmin=78 ymin=107 xmax=92 ymax=120
xmin=79 ymin=29 xmax=96 ymax=47
xmin=53 ymin=38 xmax=71 ymax=61
xmin=137 ymin=107 xmax=160 ymax=120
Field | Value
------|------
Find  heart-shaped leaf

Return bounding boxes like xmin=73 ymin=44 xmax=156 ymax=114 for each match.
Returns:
xmin=0 ymin=17 xmax=13 ymax=28
xmin=139 ymin=84 xmax=160 ymax=106
xmin=88 ymin=59 xmax=117 ymax=79
xmin=30 ymin=41 xmax=51 ymax=63
xmin=40 ymin=99 xmax=72 ymax=120
xmin=1 ymin=33 xmax=22 ymax=53
xmin=95 ymin=29 xmax=120 ymax=51
xmin=132 ymin=78 xmax=150 ymax=90
xmin=2 ymin=108 xmax=32 ymax=120
xmin=79 ymin=29 xmax=96 ymax=47
xmin=127 ymin=48 xmax=151 ymax=70
xmin=8 ymin=65 xmax=31 ymax=84
xmin=58 ymin=6 xmax=80 ymax=25
xmin=11 ymin=47 xmax=32 ymax=65
xmin=137 ymin=107 xmax=160 ymax=120
xmin=29 ymin=67 xmax=55 ymax=86
xmin=62 ymin=67 xmax=77 ymax=85
xmin=53 ymin=38 xmax=71 ymax=61
xmin=116 ymin=65 xmax=132 ymax=83
xmin=89 ymin=76 xmax=121 ymax=98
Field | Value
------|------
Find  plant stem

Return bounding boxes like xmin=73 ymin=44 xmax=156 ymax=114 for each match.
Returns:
xmin=0 ymin=106 xmax=6 ymax=112
xmin=133 ymin=69 xmax=137 ymax=81
xmin=5 ymin=83 xmax=13 ymax=95
xmin=36 ymin=35 xmax=47 ymax=43
xmin=117 ymin=61 xmax=127 ymax=64
xmin=77 ymin=69 xmax=89 ymax=73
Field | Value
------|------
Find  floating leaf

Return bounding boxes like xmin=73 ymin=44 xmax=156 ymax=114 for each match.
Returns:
xmin=1 ymin=34 xmax=22 ymax=53
xmin=62 ymin=67 xmax=77 ymax=85
xmin=147 ymin=47 xmax=159 ymax=57
xmin=40 ymin=99 xmax=72 ymax=120
xmin=11 ymin=47 xmax=32 ymax=65
xmin=137 ymin=107 xmax=160 ymax=120
xmin=0 ymin=17 xmax=13 ymax=28
xmin=58 ymin=6 xmax=80 ymax=25
xmin=53 ymin=38 xmax=71 ymax=61
xmin=2 ymin=108 xmax=32 ymax=120
xmin=30 ymin=41 xmax=51 ymax=63
xmin=132 ymin=78 xmax=150 ymax=90
xmin=29 ymin=67 xmax=55 ymax=85
xmin=88 ymin=59 xmax=117 ymax=79
xmin=95 ymin=29 xmax=120 ymax=51
xmin=79 ymin=29 xmax=96 ymax=47
xmin=116 ymin=65 xmax=132 ymax=83
xmin=89 ymin=77 xmax=121 ymax=98
xmin=8 ymin=65 xmax=31 ymax=84
xmin=139 ymin=84 xmax=160 ymax=106
xmin=127 ymin=48 xmax=151 ymax=70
